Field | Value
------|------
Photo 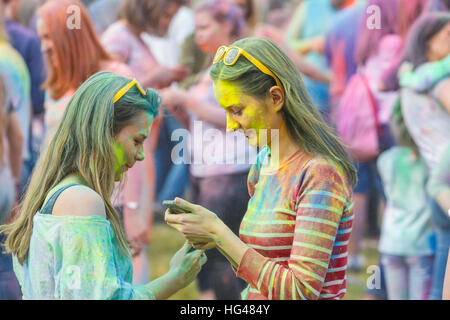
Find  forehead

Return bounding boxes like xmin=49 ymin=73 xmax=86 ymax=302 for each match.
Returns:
xmin=124 ymin=112 xmax=154 ymax=135
xmin=213 ymin=80 xmax=243 ymax=107
xmin=213 ymin=79 xmax=262 ymax=109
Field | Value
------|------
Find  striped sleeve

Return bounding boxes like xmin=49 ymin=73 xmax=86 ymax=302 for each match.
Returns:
xmin=236 ymin=160 xmax=350 ymax=300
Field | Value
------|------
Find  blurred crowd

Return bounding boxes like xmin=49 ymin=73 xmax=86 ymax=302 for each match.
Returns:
xmin=0 ymin=0 xmax=449 ymax=300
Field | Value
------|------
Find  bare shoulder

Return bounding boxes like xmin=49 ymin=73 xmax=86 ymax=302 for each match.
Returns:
xmin=436 ymin=78 xmax=450 ymax=113
xmin=52 ymin=185 xmax=106 ymax=218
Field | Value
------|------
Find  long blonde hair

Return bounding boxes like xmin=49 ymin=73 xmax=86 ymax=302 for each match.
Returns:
xmin=0 ymin=71 xmax=160 ymax=264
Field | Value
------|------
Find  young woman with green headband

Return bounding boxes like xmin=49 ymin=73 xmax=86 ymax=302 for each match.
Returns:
xmin=165 ymin=37 xmax=357 ymax=300
xmin=0 ymin=71 xmax=206 ymax=299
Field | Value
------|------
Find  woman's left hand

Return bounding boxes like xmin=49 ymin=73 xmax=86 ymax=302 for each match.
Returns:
xmin=164 ymin=198 xmax=223 ymax=250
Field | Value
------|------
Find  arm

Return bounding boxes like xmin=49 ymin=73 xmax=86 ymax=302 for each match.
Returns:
xmin=166 ymin=162 xmax=349 ymax=300
xmin=436 ymin=78 xmax=450 ymax=113
xmin=160 ymin=88 xmax=227 ymax=129
xmin=444 ymin=247 xmax=450 ymax=300
xmin=284 ymin=2 xmax=307 ymax=53
xmin=287 ymin=49 xmax=331 ymax=83
xmin=184 ymin=95 xmax=226 ymax=129
xmin=233 ymin=163 xmax=349 ymax=300
xmin=53 ymin=187 xmax=206 ymax=300
xmin=6 ymin=110 xmax=23 ymax=184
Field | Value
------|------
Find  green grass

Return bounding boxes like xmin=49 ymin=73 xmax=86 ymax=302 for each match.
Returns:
xmin=147 ymin=223 xmax=381 ymax=300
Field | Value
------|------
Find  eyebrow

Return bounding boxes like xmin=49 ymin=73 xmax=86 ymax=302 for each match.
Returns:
xmin=224 ymin=104 xmax=243 ymax=110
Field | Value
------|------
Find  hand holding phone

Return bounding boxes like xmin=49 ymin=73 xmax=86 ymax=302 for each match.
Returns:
xmin=162 ymin=200 xmax=191 ymax=214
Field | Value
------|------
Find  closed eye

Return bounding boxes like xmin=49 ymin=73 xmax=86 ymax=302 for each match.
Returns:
xmin=229 ymin=107 xmax=243 ymax=116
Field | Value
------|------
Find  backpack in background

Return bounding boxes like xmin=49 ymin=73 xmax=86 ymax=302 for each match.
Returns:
xmin=336 ymin=73 xmax=394 ymax=162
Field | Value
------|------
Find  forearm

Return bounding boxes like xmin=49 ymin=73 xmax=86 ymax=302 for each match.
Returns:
xmin=185 ymin=98 xmax=226 ymax=129
xmin=435 ymin=190 xmax=450 ymax=213
xmin=284 ymin=3 xmax=306 ymax=51
xmin=444 ymin=247 xmax=450 ymax=300
xmin=143 ymin=270 xmax=182 ymax=300
xmin=288 ymin=50 xmax=331 ymax=83
xmin=142 ymin=72 xmax=162 ymax=89
xmin=213 ymin=220 xmax=249 ymax=269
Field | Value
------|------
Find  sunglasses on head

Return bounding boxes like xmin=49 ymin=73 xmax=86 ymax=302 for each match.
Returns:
xmin=114 ymin=79 xmax=146 ymax=103
xmin=213 ymin=45 xmax=283 ymax=90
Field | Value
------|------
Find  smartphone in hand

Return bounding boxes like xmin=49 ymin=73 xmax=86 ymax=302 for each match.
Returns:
xmin=162 ymin=200 xmax=191 ymax=214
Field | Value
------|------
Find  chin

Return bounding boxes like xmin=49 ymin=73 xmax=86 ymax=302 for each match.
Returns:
xmin=247 ymin=136 xmax=259 ymax=147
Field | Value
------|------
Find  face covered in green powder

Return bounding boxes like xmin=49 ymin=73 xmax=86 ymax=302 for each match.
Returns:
xmin=213 ymin=79 xmax=284 ymax=147
xmin=113 ymin=112 xmax=153 ymax=181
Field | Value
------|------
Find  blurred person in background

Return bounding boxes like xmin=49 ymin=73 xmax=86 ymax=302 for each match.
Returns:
xmin=227 ymin=0 xmax=256 ymax=34
xmin=141 ymin=0 xmax=194 ymax=216
xmin=0 ymin=0 xmax=31 ymax=201
xmin=2 ymin=0 xmax=46 ymax=195
xmin=380 ymin=0 xmax=429 ymax=93
xmin=0 ymin=1 xmax=23 ymax=299
xmin=427 ymin=0 xmax=450 ymax=11
xmin=249 ymin=0 xmax=333 ymax=86
xmin=88 ymin=0 xmax=122 ymax=35
xmin=284 ymin=0 xmax=355 ymax=120
xmin=101 ymin=0 xmax=190 ymax=285
xmin=444 ymin=243 xmax=450 ymax=299
xmin=7 ymin=0 xmax=46 ymax=29
xmin=160 ymin=0 xmax=250 ymax=300
xmin=377 ymin=101 xmax=435 ymax=300
xmin=344 ymin=0 xmax=401 ymax=273
xmin=324 ymin=1 xmax=365 ymax=119
xmin=0 ymin=74 xmax=23 ymax=300
xmin=37 ymin=0 xmax=132 ymax=152
xmin=398 ymin=12 xmax=450 ymax=299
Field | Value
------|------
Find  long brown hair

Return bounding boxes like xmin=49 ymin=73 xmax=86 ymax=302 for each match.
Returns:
xmin=38 ymin=0 xmax=112 ymax=100
xmin=210 ymin=37 xmax=357 ymax=186
xmin=0 ymin=71 xmax=161 ymax=264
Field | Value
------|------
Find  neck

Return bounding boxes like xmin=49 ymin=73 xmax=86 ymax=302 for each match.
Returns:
xmin=268 ymin=122 xmax=300 ymax=165
xmin=63 ymin=173 xmax=86 ymax=185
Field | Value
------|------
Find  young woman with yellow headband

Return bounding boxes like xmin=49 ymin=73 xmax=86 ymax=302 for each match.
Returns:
xmin=0 ymin=71 xmax=206 ymax=299
xmin=165 ymin=37 xmax=357 ymax=300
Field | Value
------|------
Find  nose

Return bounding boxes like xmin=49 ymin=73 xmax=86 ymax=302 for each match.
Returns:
xmin=136 ymin=146 xmax=145 ymax=162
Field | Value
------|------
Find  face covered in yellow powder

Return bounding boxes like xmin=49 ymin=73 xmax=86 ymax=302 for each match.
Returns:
xmin=213 ymin=79 xmax=284 ymax=147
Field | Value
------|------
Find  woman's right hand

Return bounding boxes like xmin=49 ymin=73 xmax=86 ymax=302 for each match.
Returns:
xmin=168 ymin=241 xmax=207 ymax=289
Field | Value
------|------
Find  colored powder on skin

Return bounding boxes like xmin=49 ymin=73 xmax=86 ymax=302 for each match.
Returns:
xmin=113 ymin=141 xmax=127 ymax=177
xmin=213 ymin=79 xmax=275 ymax=146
